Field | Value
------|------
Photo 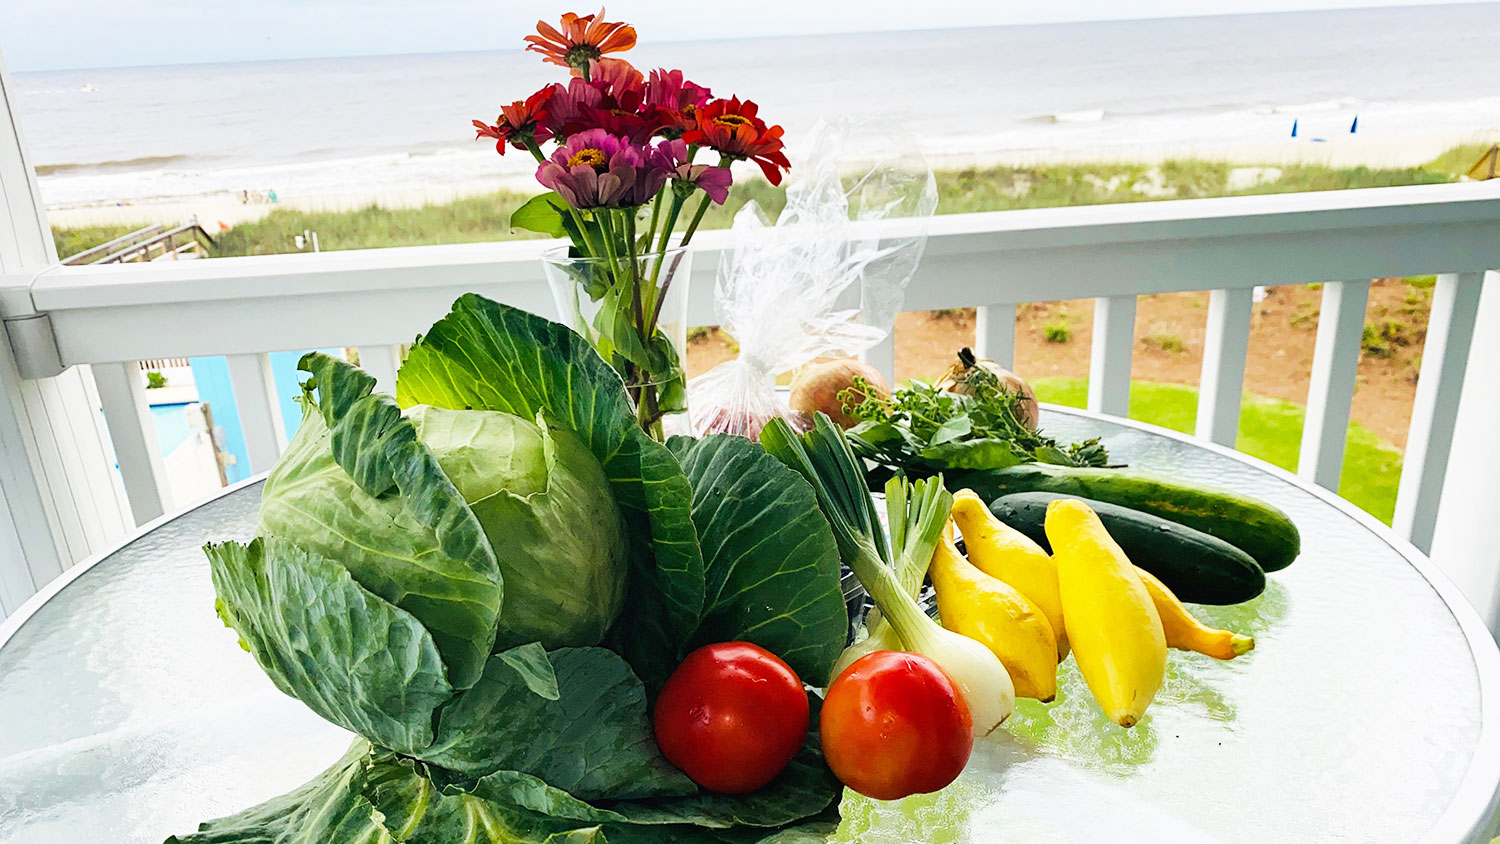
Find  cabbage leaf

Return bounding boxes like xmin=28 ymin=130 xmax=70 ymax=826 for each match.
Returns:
xmin=396 ymin=294 xmax=705 ymax=686
xmin=668 ymin=435 xmax=847 ymax=686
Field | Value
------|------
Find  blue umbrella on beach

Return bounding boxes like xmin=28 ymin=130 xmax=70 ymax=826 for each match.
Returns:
xmin=1350 ymin=115 xmax=1359 ymax=133
xmin=1291 ymin=119 xmax=1298 ymax=138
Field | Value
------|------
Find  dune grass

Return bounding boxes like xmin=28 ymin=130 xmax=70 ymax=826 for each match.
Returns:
xmin=191 ymin=150 xmax=1475 ymax=257
xmin=50 ymin=223 xmax=142 ymax=260
xmin=1032 ymin=377 xmax=1402 ymax=524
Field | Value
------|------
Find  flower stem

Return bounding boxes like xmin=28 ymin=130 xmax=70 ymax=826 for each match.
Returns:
xmin=642 ymin=186 xmax=665 ymax=253
xmin=677 ymin=192 xmax=714 ymax=248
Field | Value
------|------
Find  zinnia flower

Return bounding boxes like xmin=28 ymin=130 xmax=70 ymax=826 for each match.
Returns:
xmin=644 ymin=69 xmax=711 ymax=111
xmin=644 ymin=69 xmax=712 ymax=138
xmin=538 ymin=129 xmax=665 ymax=209
xmin=574 ymin=99 xmax=662 ymax=144
xmin=589 ymin=58 xmax=644 ymax=100
xmin=525 ymin=9 xmax=636 ymax=73
xmin=472 ymin=88 xmax=553 ymax=154
xmin=542 ymin=78 xmax=604 ymax=138
xmin=682 ymin=97 xmax=791 ymax=185
xmin=652 ymin=139 xmax=732 ymax=204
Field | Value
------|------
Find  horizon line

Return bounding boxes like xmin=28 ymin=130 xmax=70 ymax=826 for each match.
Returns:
xmin=10 ymin=1 xmax=1496 ymax=74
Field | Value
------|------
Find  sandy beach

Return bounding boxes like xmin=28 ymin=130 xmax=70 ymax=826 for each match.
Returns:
xmin=41 ymin=130 xmax=1498 ymax=231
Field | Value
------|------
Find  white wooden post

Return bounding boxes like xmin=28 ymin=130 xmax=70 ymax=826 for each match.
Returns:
xmin=1430 ymin=271 xmax=1500 ymax=633
xmin=1297 ymin=280 xmax=1370 ymax=491
xmin=358 ymin=344 xmax=401 ymax=397
xmin=1195 ymin=287 xmax=1254 ymax=447
xmin=0 ymin=47 xmax=135 ymax=615
xmin=1088 ymin=295 xmax=1136 ymax=417
xmin=92 ymin=361 xmax=170 ymax=524
xmin=862 ymin=333 xmax=896 ymax=388
xmin=0 ymin=322 xmax=57 ymax=615
xmin=974 ymin=304 xmax=1016 ymax=370
xmin=1393 ymin=272 xmax=1484 ymax=553
xmin=226 ymin=353 xmax=286 ymax=473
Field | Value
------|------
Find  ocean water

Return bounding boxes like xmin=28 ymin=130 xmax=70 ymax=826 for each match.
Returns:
xmin=11 ymin=3 xmax=1500 ymax=208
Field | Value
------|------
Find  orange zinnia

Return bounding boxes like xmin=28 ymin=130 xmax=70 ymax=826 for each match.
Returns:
xmin=525 ymin=9 xmax=637 ymax=72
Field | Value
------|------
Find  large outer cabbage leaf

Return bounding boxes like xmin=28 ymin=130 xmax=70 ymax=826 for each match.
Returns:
xmin=424 ymin=647 xmax=694 ymax=800
xmin=256 ymin=354 xmax=503 ymax=691
xmin=208 ymin=537 xmax=453 ymax=754
xmin=165 ymin=741 xmax=388 ymax=844
xmin=396 ymin=294 xmax=705 ymax=686
xmin=165 ymin=684 xmax=837 ymax=843
xmin=667 ymin=435 xmax=846 ymax=686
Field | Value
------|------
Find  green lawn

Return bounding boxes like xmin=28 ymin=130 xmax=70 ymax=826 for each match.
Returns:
xmin=1032 ymin=378 xmax=1402 ymax=524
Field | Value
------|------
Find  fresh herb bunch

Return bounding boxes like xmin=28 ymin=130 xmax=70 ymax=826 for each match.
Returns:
xmin=837 ymin=375 xmax=1109 ymax=478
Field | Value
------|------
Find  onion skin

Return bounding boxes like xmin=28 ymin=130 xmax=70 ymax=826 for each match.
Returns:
xmin=936 ymin=349 xmax=1040 ymax=430
xmin=789 ymin=359 xmax=890 ymax=429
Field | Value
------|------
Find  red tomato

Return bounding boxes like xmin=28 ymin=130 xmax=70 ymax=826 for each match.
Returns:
xmin=653 ymin=642 xmax=810 ymax=794
xmin=820 ymin=651 xmax=973 ymax=800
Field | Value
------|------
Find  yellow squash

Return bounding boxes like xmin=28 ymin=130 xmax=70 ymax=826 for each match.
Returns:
xmin=1046 ymin=499 xmax=1166 ymax=728
xmin=1136 ymin=568 xmax=1254 ymax=660
xmin=951 ymin=490 xmax=1069 ymax=661
xmin=931 ymin=523 xmax=1058 ymax=701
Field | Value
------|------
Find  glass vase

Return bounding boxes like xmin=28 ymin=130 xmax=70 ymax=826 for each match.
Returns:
xmin=542 ymin=244 xmax=692 ymax=441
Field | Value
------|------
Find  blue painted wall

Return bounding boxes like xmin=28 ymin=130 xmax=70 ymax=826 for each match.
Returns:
xmin=188 ymin=350 xmax=341 ymax=482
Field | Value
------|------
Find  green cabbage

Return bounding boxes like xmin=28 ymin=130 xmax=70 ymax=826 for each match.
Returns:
xmin=189 ymin=296 xmax=850 ymax=844
xmin=261 ymin=401 xmax=629 ymax=651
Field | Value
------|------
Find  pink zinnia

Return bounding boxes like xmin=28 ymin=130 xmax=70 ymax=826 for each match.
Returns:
xmin=644 ymin=68 xmax=711 ymax=111
xmin=542 ymin=78 xmax=604 ymax=138
xmin=538 ymin=129 xmax=664 ymax=209
xmin=589 ymin=58 xmax=645 ymax=100
xmin=645 ymin=69 xmax=712 ymax=138
xmin=652 ymin=139 xmax=731 ymax=204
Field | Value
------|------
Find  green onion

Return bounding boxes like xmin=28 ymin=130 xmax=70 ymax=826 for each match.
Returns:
xmin=761 ymin=414 xmax=1015 ymax=735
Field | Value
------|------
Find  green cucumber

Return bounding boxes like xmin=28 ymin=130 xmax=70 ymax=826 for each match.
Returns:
xmin=963 ymin=463 xmax=1300 ymax=572
xmin=990 ymin=492 xmax=1267 ymax=605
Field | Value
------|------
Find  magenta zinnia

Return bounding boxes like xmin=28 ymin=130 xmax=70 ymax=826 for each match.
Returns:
xmin=653 ymin=139 xmax=732 ymax=204
xmin=537 ymin=129 xmax=666 ymax=209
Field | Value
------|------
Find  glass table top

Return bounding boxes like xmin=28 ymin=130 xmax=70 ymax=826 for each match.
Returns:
xmin=2 ymin=409 xmax=1496 ymax=844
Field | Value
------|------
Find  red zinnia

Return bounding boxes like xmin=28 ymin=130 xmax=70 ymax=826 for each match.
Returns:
xmin=472 ymin=88 xmax=553 ymax=154
xmin=682 ymin=97 xmax=790 ymax=185
xmin=525 ymin=8 xmax=637 ymax=72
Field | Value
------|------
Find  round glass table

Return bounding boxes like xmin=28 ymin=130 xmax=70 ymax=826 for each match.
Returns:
xmin=2 ymin=408 xmax=1498 ymax=844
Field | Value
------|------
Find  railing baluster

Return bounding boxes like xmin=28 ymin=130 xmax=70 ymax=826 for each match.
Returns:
xmin=226 ymin=353 xmax=286 ymax=474
xmin=91 ymin=361 xmax=170 ymax=525
xmin=1393 ymin=271 xmax=1484 ymax=553
xmin=1088 ymin=295 xmax=1136 ymax=417
xmin=1298 ymin=279 xmax=1371 ymax=490
xmin=1195 ymin=287 xmax=1255 ymax=447
xmin=975 ymin=304 xmax=1016 ymax=369
xmin=358 ymin=345 xmax=401 ymax=397
xmin=863 ymin=332 xmax=896 ymax=388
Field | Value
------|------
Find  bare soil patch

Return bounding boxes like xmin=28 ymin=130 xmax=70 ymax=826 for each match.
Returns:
xmin=685 ymin=278 xmax=1428 ymax=450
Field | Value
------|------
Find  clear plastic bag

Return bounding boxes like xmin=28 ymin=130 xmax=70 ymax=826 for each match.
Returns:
xmin=688 ymin=119 xmax=937 ymax=439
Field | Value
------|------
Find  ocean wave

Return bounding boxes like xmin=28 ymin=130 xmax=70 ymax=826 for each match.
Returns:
xmin=33 ymin=153 xmax=201 ymax=176
xmin=1256 ymin=98 xmax=1361 ymax=115
xmin=1027 ymin=109 xmax=1107 ymax=124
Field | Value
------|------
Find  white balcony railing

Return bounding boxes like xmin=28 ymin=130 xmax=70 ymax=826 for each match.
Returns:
xmin=1 ymin=59 xmax=1499 ymax=625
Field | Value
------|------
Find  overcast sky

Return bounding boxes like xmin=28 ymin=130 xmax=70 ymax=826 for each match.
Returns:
xmin=0 ymin=0 xmax=1486 ymax=72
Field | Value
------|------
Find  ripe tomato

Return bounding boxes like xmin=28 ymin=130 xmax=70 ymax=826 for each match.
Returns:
xmin=653 ymin=642 xmax=809 ymax=794
xmin=820 ymin=651 xmax=973 ymax=800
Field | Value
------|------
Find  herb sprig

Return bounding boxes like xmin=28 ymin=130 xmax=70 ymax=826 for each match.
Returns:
xmin=837 ymin=374 xmax=1109 ymax=478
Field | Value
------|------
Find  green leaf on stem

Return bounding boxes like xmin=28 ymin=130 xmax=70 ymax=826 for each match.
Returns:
xmin=512 ymin=192 xmax=569 ymax=237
